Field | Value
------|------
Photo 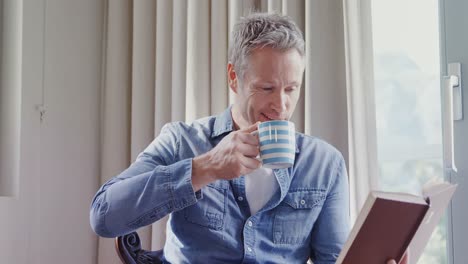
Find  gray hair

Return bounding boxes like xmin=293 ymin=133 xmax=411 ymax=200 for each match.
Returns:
xmin=228 ymin=13 xmax=305 ymax=81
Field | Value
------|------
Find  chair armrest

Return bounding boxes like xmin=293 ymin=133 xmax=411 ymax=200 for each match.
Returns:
xmin=115 ymin=232 xmax=163 ymax=264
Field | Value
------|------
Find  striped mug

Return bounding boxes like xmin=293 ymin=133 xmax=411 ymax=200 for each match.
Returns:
xmin=256 ymin=120 xmax=296 ymax=169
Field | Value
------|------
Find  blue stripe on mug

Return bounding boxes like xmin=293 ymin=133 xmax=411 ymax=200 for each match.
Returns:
xmin=260 ymin=148 xmax=295 ymax=155
xmin=258 ymin=130 xmax=292 ymax=138
xmin=262 ymin=157 xmax=295 ymax=165
xmin=260 ymin=138 xmax=292 ymax=145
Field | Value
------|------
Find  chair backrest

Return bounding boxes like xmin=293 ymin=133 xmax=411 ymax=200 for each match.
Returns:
xmin=115 ymin=232 xmax=163 ymax=264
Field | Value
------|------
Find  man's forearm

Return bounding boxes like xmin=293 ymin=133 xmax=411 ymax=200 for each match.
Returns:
xmin=90 ymin=158 xmax=198 ymax=237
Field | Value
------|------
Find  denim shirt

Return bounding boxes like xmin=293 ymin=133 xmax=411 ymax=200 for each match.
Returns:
xmin=90 ymin=107 xmax=350 ymax=264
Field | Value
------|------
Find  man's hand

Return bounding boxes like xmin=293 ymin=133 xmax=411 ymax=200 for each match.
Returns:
xmin=192 ymin=122 xmax=261 ymax=191
xmin=387 ymin=250 xmax=409 ymax=264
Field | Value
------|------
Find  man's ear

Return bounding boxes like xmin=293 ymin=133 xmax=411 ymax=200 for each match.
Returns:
xmin=227 ymin=63 xmax=238 ymax=93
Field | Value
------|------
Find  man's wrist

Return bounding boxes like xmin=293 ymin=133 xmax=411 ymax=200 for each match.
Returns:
xmin=192 ymin=154 xmax=217 ymax=192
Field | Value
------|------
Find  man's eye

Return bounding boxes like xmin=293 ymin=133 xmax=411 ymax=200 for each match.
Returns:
xmin=286 ymin=87 xmax=297 ymax=92
xmin=261 ymin=87 xmax=273 ymax=91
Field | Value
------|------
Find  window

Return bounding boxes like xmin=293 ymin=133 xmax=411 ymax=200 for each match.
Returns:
xmin=371 ymin=0 xmax=447 ymax=263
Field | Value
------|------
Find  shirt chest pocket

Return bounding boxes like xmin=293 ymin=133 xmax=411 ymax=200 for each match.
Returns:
xmin=183 ymin=184 xmax=227 ymax=230
xmin=273 ymin=189 xmax=326 ymax=244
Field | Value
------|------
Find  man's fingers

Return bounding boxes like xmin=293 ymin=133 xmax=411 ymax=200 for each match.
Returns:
xmin=386 ymin=249 xmax=409 ymax=264
xmin=401 ymin=250 xmax=410 ymax=264
xmin=238 ymin=132 xmax=260 ymax=146
xmin=231 ymin=125 xmax=259 ymax=146
xmin=237 ymin=143 xmax=259 ymax=157
xmin=240 ymin=155 xmax=262 ymax=170
xmin=241 ymin=122 xmax=260 ymax=133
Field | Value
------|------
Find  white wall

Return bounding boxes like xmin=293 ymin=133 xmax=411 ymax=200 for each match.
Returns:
xmin=0 ymin=0 xmax=103 ymax=263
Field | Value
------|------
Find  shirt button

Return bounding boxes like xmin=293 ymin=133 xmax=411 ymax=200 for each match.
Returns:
xmin=248 ymin=221 xmax=253 ymax=227
xmin=238 ymin=196 xmax=244 ymax=201
xmin=300 ymin=199 xmax=306 ymax=205
xmin=247 ymin=247 xmax=252 ymax=252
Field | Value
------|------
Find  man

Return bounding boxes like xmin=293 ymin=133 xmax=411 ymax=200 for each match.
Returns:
xmin=90 ymin=13 xmax=406 ymax=264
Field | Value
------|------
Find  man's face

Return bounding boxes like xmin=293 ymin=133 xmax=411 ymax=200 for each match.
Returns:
xmin=229 ymin=47 xmax=305 ymax=129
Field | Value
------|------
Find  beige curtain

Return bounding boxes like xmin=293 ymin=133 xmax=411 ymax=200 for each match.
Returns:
xmin=98 ymin=0 xmax=348 ymax=263
xmin=342 ymin=0 xmax=378 ymax=223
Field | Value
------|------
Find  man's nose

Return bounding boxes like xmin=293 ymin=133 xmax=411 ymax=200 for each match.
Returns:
xmin=270 ymin=90 xmax=287 ymax=113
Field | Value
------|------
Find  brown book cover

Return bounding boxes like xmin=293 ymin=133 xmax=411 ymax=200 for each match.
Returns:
xmin=336 ymin=182 xmax=457 ymax=264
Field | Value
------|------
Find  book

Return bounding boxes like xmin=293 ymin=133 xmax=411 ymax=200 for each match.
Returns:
xmin=336 ymin=181 xmax=457 ymax=264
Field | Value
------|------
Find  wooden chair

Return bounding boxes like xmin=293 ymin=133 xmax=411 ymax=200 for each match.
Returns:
xmin=115 ymin=232 xmax=163 ymax=264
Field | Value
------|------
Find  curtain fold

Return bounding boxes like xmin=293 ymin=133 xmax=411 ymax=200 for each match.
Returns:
xmin=342 ymin=0 xmax=378 ymax=223
xmin=98 ymin=1 xmax=351 ymax=262
xmin=131 ymin=0 xmax=157 ymax=253
xmin=268 ymin=0 xmax=282 ymax=12
xmin=186 ymin=0 xmax=211 ymax=122
xmin=155 ymin=0 xmax=173 ymax=134
xmin=131 ymin=0 xmax=155 ymax=160
xmin=282 ymin=0 xmax=305 ymax=133
xmin=171 ymin=0 xmax=187 ymax=121
xmin=304 ymin=0 xmax=348 ymax=158
xmin=210 ymin=0 xmax=229 ymax=114
xmin=99 ymin=1 xmax=132 ymax=263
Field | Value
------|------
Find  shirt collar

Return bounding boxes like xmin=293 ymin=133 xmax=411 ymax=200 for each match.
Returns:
xmin=211 ymin=106 xmax=235 ymax=138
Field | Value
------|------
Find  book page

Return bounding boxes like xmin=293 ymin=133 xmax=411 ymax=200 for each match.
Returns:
xmin=407 ymin=182 xmax=457 ymax=263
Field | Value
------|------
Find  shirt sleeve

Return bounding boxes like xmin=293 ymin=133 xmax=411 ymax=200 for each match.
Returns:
xmin=309 ymin=155 xmax=351 ymax=264
xmin=89 ymin=123 xmax=201 ymax=238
